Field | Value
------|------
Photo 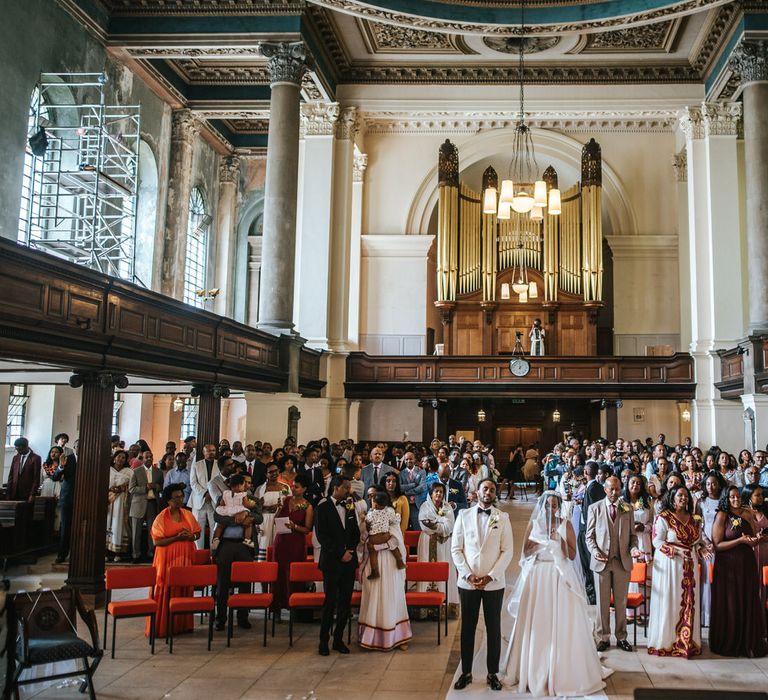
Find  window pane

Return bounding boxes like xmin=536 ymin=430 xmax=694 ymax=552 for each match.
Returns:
xmin=183 ymin=188 xmax=208 ymax=308
xmin=6 ymin=384 xmax=28 ymax=447
xmin=180 ymin=398 xmax=199 ymax=443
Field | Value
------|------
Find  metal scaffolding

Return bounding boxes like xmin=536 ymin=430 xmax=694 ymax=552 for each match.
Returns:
xmin=20 ymin=72 xmax=141 ymax=282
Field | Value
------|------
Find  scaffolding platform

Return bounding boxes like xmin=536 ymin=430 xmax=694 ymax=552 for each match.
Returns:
xmin=18 ymin=72 xmax=141 ymax=282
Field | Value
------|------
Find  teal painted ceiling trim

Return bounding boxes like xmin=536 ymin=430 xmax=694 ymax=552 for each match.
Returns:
xmin=108 ymin=14 xmax=301 ymax=35
xmin=64 ymin=0 xmax=110 ymax=31
xmin=334 ymin=0 xmax=707 ymax=26
xmin=148 ymin=59 xmax=189 ymax=98
xmin=301 ymin=19 xmax=338 ymax=96
xmin=704 ymin=13 xmax=768 ymax=94
xmin=208 ymin=120 xmax=268 ymax=148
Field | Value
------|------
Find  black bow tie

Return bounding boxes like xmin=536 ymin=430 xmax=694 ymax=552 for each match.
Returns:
xmin=478 ymin=508 xmax=492 ymax=515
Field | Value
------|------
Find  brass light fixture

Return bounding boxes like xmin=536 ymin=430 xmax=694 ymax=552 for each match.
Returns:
xmin=477 ymin=408 xmax=487 ymax=423
xmin=552 ymin=407 xmax=561 ymax=423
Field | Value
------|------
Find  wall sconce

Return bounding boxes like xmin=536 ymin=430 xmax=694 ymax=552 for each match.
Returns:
xmin=477 ymin=408 xmax=486 ymax=422
xmin=500 ymin=283 xmax=510 ymax=300
xmin=681 ymin=409 xmax=691 ymax=422
xmin=552 ymin=408 xmax=561 ymax=423
xmin=173 ymin=397 xmax=184 ymax=412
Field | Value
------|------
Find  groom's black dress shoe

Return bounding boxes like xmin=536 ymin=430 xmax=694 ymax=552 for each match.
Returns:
xmin=453 ymin=673 xmax=472 ymax=690
xmin=487 ymin=674 xmax=503 ymax=691
xmin=617 ymin=639 xmax=633 ymax=652
xmin=332 ymin=640 xmax=350 ymax=654
xmin=318 ymin=642 xmax=330 ymax=656
xmin=596 ymin=640 xmax=610 ymax=652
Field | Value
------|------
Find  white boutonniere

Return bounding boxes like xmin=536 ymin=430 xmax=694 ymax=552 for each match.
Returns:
xmin=450 ymin=487 xmax=459 ymax=495
xmin=488 ymin=511 xmax=499 ymax=528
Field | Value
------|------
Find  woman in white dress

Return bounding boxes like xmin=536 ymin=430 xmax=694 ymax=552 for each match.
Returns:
xmin=256 ymin=463 xmax=289 ymax=561
xmin=623 ymin=474 xmax=653 ymax=622
xmin=502 ymin=490 xmax=611 ymax=697
xmin=416 ymin=482 xmax=457 ymax=613
xmin=106 ymin=450 xmax=132 ymax=561
xmin=698 ymin=471 xmax=725 ymax=626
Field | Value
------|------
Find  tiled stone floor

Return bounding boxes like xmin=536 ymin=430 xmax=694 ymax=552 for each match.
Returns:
xmin=7 ymin=498 xmax=768 ymax=699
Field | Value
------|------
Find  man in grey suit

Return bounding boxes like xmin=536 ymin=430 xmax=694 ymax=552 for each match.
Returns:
xmin=399 ymin=451 xmax=426 ymax=529
xmin=361 ymin=446 xmax=392 ymax=494
xmin=128 ymin=450 xmax=164 ymax=563
xmin=586 ymin=475 xmax=641 ymax=652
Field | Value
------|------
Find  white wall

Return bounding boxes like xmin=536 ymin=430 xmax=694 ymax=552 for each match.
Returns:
xmin=614 ymin=400 xmax=684 ymax=445
xmin=357 ymin=399 xmax=423 ymax=442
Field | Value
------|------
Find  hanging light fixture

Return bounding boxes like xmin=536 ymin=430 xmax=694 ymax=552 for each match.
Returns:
xmin=681 ymin=408 xmax=691 ymax=422
xmin=500 ymin=283 xmax=511 ymax=299
xmin=528 ymin=281 xmax=538 ymax=298
xmin=173 ymin=397 xmax=184 ymax=412
xmin=477 ymin=408 xmax=486 ymax=422
xmin=553 ymin=407 xmax=561 ymax=423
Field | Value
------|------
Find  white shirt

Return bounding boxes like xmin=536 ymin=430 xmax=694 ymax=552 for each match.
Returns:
xmin=19 ymin=451 xmax=30 ymax=473
xmin=145 ymin=465 xmax=156 ymax=499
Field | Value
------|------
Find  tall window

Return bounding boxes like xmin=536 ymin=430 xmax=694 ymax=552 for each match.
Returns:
xmin=6 ymin=384 xmax=29 ymax=447
xmin=112 ymin=392 xmax=123 ymax=436
xmin=18 ymin=87 xmax=50 ymax=243
xmin=183 ymin=187 xmax=209 ymax=307
xmin=180 ymin=398 xmax=199 ymax=442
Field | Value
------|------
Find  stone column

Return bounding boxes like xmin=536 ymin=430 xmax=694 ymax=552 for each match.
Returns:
xmin=246 ymin=235 xmax=263 ymax=326
xmin=67 ymin=371 xmax=127 ymax=597
xmin=161 ymin=110 xmax=200 ymax=299
xmin=192 ymin=383 xmax=230 ymax=451
xmin=672 ymin=149 xmax=691 ymax=351
xmin=348 ymin=152 xmax=367 ymax=349
xmin=256 ymin=42 xmax=307 ymax=335
xmin=731 ymin=40 xmax=768 ymax=334
xmin=214 ymin=155 xmax=240 ymax=317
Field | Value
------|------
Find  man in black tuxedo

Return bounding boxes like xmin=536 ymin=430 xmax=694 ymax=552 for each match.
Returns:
xmin=315 ymin=475 xmax=360 ymax=656
xmin=578 ymin=461 xmax=609 ymax=604
xmin=299 ymin=445 xmax=325 ymax=506
xmin=437 ymin=462 xmax=468 ymax=511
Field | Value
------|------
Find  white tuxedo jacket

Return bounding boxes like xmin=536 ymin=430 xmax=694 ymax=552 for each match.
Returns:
xmin=189 ymin=458 xmax=220 ymax=512
xmin=451 ymin=504 xmax=514 ymax=591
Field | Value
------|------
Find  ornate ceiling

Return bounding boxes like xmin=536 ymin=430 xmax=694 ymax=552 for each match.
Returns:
xmin=57 ymin=0 xmax=762 ymax=151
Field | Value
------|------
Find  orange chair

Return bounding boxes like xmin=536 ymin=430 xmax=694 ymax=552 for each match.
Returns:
xmin=227 ymin=562 xmax=278 ymax=647
xmin=104 ymin=566 xmax=158 ymax=658
xmin=626 ymin=562 xmax=648 ymax=646
xmin=403 ymin=531 xmax=421 ymax=562
xmin=192 ymin=549 xmax=211 ymax=565
xmin=404 ymin=561 xmax=449 ymax=644
xmin=763 ymin=564 xmax=768 ymax=595
xmin=166 ymin=564 xmax=217 ymax=653
xmin=287 ymin=561 xmax=325 ymax=646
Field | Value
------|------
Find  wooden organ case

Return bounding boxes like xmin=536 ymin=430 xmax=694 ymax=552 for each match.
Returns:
xmin=435 ymin=138 xmax=605 ymax=357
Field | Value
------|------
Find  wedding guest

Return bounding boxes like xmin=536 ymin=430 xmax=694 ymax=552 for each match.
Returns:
xmin=647 ymin=486 xmax=708 ymax=658
xmin=279 ymin=455 xmax=299 ymax=487
xmin=128 ymin=450 xmax=164 ymax=563
xmin=148 ymin=483 xmax=201 ymax=638
xmin=189 ymin=443 xmax=220 ymax=549
xmin=417 ymin=482 xmax=458 ymax=616
xmin=51 ymin=447 xmax=76 ymax=563
xmin=382 ymin=472 xmax=409 ymax=535
xmin=654 ymin=472 xmax=684 ymax=515
xmin=720 ymin=451 xmax=744 ymax=488
xmin=682 ymin=454 xmax=703 ymax=497
xmin=163 ymin=452 xmax=192 ymax=507
xmin=106 ymin=450 xmax=132 ymax=562
xmin=699 ymin=470 xmax=726 ymax=625
xmin=272 ymin=472 xmax=313 ymax=620
xmin=316 ymin=476 xmax=360 ymax=656
xmin=738 ymin=449 xmax=753 ymax=472
xmin=362 ymin=447 xmax=393 ymax=493
xmin=451 ymin=480 xmax=514 ymax=691
xmin=40 ymin=447 xmax=63 ymax=505
xmin=578 ymin=461 xmax=605 ymax=605
xmin=647 ymin=456 xmax=669 ymax=499
xmin=587 ymin=476 xmax=641 ymax=652
xmin=256 ymin=462 xmax=289 ymax=561
xmin=710 ymin=485 xmax=767 ymax=657
xmin=742 ymin=483 xmax=768 ymax=608
xmin=5 ymin=438 xmax=41 ymax=502
xmin=623 ymin=474 xmax=653 ymax=622
xmin=435 ymin=461 xmax=468 ymax=512
xmin=399 ymin=451 xmax=426 ymax=530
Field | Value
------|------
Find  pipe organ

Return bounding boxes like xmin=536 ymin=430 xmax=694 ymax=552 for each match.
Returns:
xmin=435 ymin=137 xmax=606 ymax=357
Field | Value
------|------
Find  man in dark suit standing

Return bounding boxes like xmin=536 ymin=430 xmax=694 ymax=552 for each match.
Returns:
xmin=6 ymin=438 xmax=41 ymax=502
xmin=578 ymin=460 xmax=609 ymax=604
xmin=315 ymin=475 xmax=360 ymax=656
xmin=51 ymin=450 xmax=77 ymax=563
xmin=299 ymin=445 xmax=325 ymax=506
xmin=437 ymin=462 xmax=468 ymax=511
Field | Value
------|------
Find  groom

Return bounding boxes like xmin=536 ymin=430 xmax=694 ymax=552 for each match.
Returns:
xmin=586 ymin=475 xmax=641 ymax=652
xmin=451 ymin=479 xmax=514 ymax=691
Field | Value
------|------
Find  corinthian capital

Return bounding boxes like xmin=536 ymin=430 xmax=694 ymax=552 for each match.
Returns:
xmin=219 ymin=155 xmax=240 ymax=184
xmin=730 ymin=39 xmax=768 ymax=87
xmin=353 ymin=152 xmax=368 ymax=182
xmin=261 ymin=41 xmax=307 ymax=86
xmin=335 ymin=107 xmax=360 ymax=141
xmin=702 ymin=101 xmax=741 ymax=137
xmin=171 ymin=109 xmax=201 ymax=143
xmin=300 ymin=102 xmax=340 ymax=136
xmin=678 ymin=106 xmax=704 ymax=141
xmin=671 ymin=149 xmax=687 ymax=183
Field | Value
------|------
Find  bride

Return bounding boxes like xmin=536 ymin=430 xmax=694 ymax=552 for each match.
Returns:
xmin=502 ymin=490 xmax=612 ymax=697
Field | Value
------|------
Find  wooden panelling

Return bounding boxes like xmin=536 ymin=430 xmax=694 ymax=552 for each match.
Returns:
xmin=454 ymin=310 xmax=484 ymax=356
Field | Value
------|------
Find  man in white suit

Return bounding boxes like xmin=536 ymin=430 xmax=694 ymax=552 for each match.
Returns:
xmin=586 ymin=475 xmax=641 ymax=652
xmin=361 ymin=446 xmax=392 ymax=494
xmin=189 ymin=443 xmax=219 ymax=549
xmin=451 ymin=479 xmax=514 ymax=692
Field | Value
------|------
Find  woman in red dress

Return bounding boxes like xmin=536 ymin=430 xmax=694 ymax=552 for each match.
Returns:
xmin=272 ymin=472 xmax=314 ymax=618
xmin=146 ymin=483 xmax=201 ymax=638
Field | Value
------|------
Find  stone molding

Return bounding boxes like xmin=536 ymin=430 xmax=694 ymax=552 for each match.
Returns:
xmin=702 ymin=101 xmax=742 ymax=137
xmin=353 ymin=152 xmax=368 ymax=182
xmin=171 ymin=109 xmax=201 ymax=143
xmin=301 ymin=101 xmax=340 ymax=136
xmin=261 ymin=41 xmax=307 ymax=86
xmin=605 ymin=234 xmax=679 ymax=258
xmin=219 ymin=155 xmax=240 ymax=184
xmin=361 ymin=233 xmax=436 ymax=258
xmin=678 ymin=106 xmax=704 ymax=141
xmin=729 ymin=39 xmax=768 ymax=86
xmin=335 ymin=107 xmax=360 ymax=140
xmin=672 ymin=148 xmax=687 ymax=183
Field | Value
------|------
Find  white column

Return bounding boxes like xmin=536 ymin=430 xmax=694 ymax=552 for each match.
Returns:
xmin=672 ymin=149 xmax=692 ymax=351
xmin=295 ymin=102 xmax=338 ymax=347
xmin=246 ymin=235 xmax=263 ymax=327
xmin=348 ymin=151 xmax=367 ymax=350
xmin=214 ymin=155 xmax=240 ymax=317
xmin=680 ymin=102 xmax=746 ymax=447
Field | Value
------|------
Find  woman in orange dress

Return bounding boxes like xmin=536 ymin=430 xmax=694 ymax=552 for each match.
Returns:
xmin=146 ymin=483 xmax=201 ymax=638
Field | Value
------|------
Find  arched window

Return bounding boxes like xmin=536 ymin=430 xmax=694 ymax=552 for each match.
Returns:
xmin=183 ymin=187 xmax=210 ymax=307
xmin=17 ymin=87 xmax=49 ymax=242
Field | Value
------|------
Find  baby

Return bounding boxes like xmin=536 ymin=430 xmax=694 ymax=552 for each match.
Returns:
xmin=212 ymin=474 xmax=258 ymax=552
xmin=365 ymin=492 xmax=406 ymax=579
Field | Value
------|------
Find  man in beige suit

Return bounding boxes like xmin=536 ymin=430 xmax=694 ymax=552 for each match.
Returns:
xmin=586 ymin=475 xmax=641 ymax=652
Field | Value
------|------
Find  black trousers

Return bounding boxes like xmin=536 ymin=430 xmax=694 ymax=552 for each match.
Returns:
xmin=216 ymin=539 xmax=252 ymax=624
xmin=319 ymin=560 xmax=356 ymax=644
xmin=577 ymin=529 xmax=596 ymax=605
xmin=458 ymin=587 xmax=504 ymax=675
xmin=58 ymin=501 xmax=73 ymax=559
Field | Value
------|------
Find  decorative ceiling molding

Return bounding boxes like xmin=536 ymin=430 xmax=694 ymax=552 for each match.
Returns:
xmin=483 ymin=35 xmax=561 ymax=54
xmin=194 ymin=110 xmax=271 ymax=120
xmin=306 ymin=0 xmax=730 ymax=37
xmin=101 ymin=0 xmax=305 ymax=15
xmin=357 ymin=18 xmax=471 ymax=54
xmin=127 ymin=47 xmax=267 ymax=59
xmin=690 ymin=1 xmax=740 ymax=74
xmin=222 ymin=118 xmax=270 ymax=133
xmin=572 ymin=18 xmax=681 ymax=54
xmin=169 ymin=59 xmax=270 ymax=85
xmin=361 ymin=109 xmax=680 ymax=134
